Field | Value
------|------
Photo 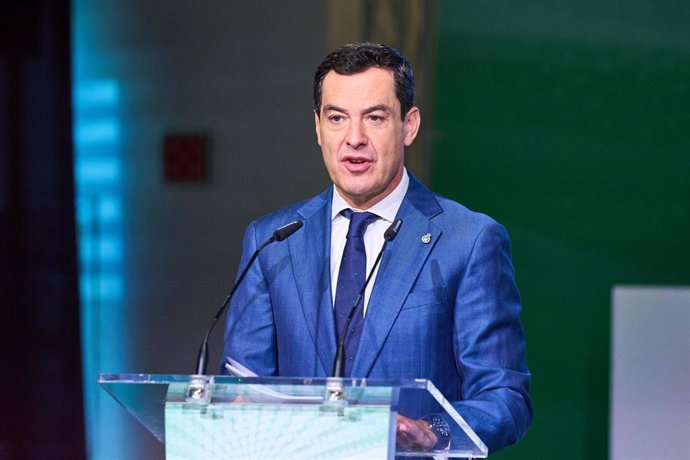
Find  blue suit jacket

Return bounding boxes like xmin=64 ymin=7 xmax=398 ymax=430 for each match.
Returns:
xmin=222 ymin=175 xmax=532 ymax=453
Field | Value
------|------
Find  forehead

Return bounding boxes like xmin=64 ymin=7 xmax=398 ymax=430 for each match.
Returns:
xmin=321 ymin=67 xmax=399 ymax=111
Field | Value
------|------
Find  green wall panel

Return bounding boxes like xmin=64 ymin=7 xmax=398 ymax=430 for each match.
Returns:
xmin=432 ymin=2 xmax=690 ymax=459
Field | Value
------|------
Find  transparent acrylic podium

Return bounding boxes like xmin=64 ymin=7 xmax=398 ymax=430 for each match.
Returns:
xmin=99 ymin=374 xmax=488 ymax=459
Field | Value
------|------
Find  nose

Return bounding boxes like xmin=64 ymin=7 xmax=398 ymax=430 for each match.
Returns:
xmin=345 ymin=120 xmax=367 ymax=149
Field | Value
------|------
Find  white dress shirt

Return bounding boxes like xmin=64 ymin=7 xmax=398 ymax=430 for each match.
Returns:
xmin=330 ymin=168 xmax=409 ymax=315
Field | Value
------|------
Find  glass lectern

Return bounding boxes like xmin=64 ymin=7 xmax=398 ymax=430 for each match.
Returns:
xmin=99 ymin=374 xmax=488 ymax=459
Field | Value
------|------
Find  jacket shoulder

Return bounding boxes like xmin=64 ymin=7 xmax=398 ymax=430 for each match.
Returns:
xmin=246 ymin=188 xmax=330 ymax=238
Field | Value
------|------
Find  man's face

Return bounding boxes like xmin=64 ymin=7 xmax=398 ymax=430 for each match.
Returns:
xmin=315 ymin=67 xmax=420 ymax=210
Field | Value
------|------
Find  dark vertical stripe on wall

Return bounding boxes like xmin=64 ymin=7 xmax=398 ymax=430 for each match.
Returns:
xmin=0 ymin=1 xmax=86 ymax=459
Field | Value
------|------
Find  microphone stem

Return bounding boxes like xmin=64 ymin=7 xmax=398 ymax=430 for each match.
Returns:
xmin=332 ymin=243 xmax=387 ymax=378
xmin=331 ymin=218 xmax=401 ymax=378
xmin=195 ymin=236 xmax=274 ymax=375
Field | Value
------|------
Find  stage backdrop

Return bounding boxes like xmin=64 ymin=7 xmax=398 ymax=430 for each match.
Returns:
xmin=432 ymin=1 xmax=690 ymax=459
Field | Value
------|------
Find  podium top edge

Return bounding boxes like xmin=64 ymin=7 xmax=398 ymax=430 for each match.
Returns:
xmin=98 ymin=373 xmax=434 ymax=389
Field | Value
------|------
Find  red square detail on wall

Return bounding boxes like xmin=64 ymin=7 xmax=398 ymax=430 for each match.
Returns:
xmin=163 ymin=134 xmax=206 ymax=183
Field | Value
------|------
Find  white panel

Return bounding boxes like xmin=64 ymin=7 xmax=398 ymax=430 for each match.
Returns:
xmin=610 ymin=286 xmax=690 ymax=460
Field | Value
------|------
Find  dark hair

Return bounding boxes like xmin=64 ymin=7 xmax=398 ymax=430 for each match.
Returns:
xmin=313 ymin=42 xmax=415 ymax=120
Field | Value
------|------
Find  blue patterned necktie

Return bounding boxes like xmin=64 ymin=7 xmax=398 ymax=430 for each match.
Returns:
xmin=334 ymin=209 xmax=378 ymax=376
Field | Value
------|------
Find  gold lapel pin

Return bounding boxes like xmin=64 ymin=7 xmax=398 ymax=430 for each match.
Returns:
xmin=421 ymin=233 xmax=432 ymax=244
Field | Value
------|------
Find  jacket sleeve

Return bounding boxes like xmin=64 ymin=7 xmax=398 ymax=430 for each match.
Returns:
xmin=450 ymin=221 xmax=532 ymax=453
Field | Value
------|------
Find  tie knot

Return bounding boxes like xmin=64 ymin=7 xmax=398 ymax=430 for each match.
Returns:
xmin=341 ymin=209 xmax=378 ymax=237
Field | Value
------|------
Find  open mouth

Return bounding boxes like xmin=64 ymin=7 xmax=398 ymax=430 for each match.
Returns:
xmin=342 ymin=157 xmax=372 ymax=172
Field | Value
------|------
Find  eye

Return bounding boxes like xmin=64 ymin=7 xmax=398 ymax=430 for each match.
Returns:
xmin=367 ymin=113 xmax=386 ymax=124
xmin=328 ymin=114 xmax=345 ymax=123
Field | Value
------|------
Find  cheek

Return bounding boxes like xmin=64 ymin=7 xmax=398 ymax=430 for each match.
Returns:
xmin=321 ymin=147 xmax=339 ymax=170
xmin=324 ymin=137 xmax=344 ymax=158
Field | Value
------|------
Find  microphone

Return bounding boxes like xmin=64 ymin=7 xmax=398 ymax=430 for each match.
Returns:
xmin=273 ymin=220 xmax=303 ymax=241
xmin=194 ymin=220 xmax=303 ymax=376
xmin=332 ymin=218 xmax=403 ymax=378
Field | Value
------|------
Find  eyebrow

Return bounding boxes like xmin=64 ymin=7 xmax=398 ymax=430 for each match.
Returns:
xmin=322 ymin=104 xmax=394 ymax=115
xmin=363 ymin=104 xmax=393 ymax=115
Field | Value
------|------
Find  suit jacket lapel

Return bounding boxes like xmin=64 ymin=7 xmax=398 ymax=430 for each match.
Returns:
xmin=290 ymin=188 xmax=337 ymax=375
xmin=352 ymin=176 xmax=443 ymax=376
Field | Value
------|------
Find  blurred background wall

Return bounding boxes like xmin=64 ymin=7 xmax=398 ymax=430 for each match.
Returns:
xmin=1 ymin=1 xmax=688 ymax=459
xmin=432 ymin=2 xmax=690 ymax=459
xmin=72 ymin=1 xmax=329 ymax=458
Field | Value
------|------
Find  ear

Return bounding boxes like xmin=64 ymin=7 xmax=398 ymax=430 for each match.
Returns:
xmin=403 ymin=107 xmax=421 ymax=147
xmin=314 ymin=110 xmax=322 ymax=147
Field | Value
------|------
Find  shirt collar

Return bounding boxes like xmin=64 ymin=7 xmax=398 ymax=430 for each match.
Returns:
xmin=331 ymin=168 xmax=409 ymax=223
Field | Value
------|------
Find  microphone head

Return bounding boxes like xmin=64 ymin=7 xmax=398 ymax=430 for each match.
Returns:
xmin=384 ymin=218 xmax=403 ymax=241
xmin=273 ymin=220 xmax=304 ymax=241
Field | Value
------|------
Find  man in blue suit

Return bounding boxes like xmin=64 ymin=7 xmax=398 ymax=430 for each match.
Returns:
xmin=222 ymin=42 xmax=531 ymax=454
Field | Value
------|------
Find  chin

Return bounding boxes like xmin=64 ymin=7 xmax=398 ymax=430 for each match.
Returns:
xmin=340 ymin=183 xmax=375 ymax=198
